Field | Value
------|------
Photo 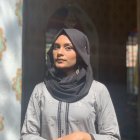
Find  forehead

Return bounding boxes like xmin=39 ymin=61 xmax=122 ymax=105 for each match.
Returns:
xmin=54 ymin=34 xmax=72 ymax=44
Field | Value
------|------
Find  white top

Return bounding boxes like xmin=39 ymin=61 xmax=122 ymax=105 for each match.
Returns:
xmin=20 ymin=80 xmax=121 ymax=140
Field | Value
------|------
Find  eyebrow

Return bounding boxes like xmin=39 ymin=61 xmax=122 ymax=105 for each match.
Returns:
xmin=64 ymin=43 xmax=73 ymax=46
xmin=54 ymin=43 xmax=73 ymax=45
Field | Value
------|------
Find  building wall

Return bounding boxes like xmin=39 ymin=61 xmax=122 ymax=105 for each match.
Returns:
xmin=0 ymin=0 xmax=22 ymax=140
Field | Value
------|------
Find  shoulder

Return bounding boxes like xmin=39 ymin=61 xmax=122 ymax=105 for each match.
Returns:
xmin=33 ymin=82 xmax=48 ymax=94
xmin=90 ymin=80 xmax=111 ymax=102
xmin=31 ymin=82 xmax=46 ymax=99
xmin=90 ymin=80 xmax=109 ymax=93
xmin=32 ymin=82 xmax=54 ymax=101
xmin=34 ymin=82 xmax=46 ymax=91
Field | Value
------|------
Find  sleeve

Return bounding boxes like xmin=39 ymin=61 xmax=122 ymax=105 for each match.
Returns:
xmin=91 ymin=84 xmax=121 ymax=140
xmin=20 ymin=85 xmax=46 ymax=140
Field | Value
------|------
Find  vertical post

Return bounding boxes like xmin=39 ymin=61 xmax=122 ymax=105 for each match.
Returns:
xmin=21 ymin=0 xmax=46 ymax=127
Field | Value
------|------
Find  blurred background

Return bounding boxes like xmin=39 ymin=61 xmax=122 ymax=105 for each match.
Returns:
xmin=0 ymin=0 xmax=140 ymax=140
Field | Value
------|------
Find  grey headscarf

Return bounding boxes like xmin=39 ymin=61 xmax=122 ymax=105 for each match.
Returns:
xmin=44 ymin=28 xmax=93 ymax=103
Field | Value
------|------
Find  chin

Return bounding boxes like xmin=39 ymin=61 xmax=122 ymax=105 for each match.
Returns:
xmin=56 ymin=67 xmax=68 ymax=70
xmin=55 ymin=65 xmax=67 ymax=69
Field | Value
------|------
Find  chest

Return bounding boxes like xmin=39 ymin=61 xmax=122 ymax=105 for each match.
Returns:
xmin=41 ymin=95 xmax=97 ymax=125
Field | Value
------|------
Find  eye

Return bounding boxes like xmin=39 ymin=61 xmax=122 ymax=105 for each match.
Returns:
xmin=64 ymin=44 xmax=74 ymax=51
xmin=53 ymin=44 xmax=60 ymax=50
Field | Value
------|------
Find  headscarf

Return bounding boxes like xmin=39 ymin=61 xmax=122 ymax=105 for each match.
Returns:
xmin=44 ymin=28 xmax=93 ymax=103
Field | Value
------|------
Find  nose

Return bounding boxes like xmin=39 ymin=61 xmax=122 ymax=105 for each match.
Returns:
xmin=57 ymin=46 xmax=64 ymax=55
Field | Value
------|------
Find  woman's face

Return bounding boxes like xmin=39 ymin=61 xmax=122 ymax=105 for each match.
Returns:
xmin=52 ymin=34 xmax=77 ymax=74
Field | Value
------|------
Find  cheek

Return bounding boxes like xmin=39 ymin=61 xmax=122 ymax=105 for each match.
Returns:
xmin=68 ymin=53 xmax=77 ymax=64
xmin=52 ymin=51 xmax=56 ymax=59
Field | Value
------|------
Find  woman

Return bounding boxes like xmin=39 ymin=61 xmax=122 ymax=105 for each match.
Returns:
xmin=20 ymin=28 xmax=121 ymax=140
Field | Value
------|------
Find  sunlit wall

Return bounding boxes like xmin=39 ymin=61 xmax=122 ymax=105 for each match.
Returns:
xmin=0 ymin=0 xmax=22 ymax=140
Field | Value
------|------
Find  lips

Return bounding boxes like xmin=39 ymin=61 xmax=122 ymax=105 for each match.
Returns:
xmin=55 ymin=58 xmax=66 ymax=63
